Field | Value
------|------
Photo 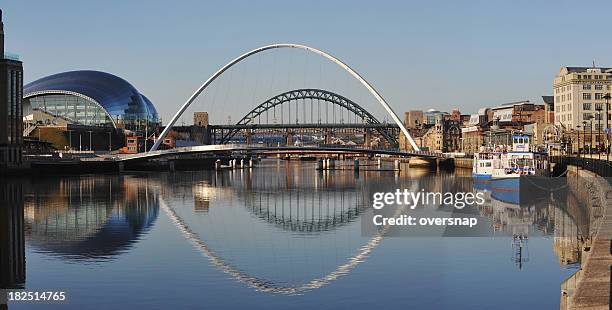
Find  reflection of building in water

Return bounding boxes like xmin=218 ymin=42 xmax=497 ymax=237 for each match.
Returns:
xmin=0 ymin=181 xmax=25 ymax=290
xmin=552 ymin=204 xmax=581 ymax=265
xmin=24 ymin=176 xmax=159 ymax=260
xmin=193 ymin=182 xmax=211 ymax=212
xmin=476 ymin=193 xmax=553 ymax=237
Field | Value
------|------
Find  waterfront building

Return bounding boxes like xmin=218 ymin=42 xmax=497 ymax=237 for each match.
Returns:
xmin=0 ymin=10 xmax=24 ymax=170
xmin=424 ymin=109 xmax=447 ymax=125
xmin=490 ymin=100 xmax=546 ymax=125
xmin=461 ymin=125 xmax=483 ymax=154
xmin=403 ymin=110 xmax=424 ymax=129
xmin=421 ymin=114 xmax=444 ymax=152
xmin=194 ymin=112 xmax=209 ymax=127
xmin=542 ymin=96 xmax=554 ymax=124
xmin=449 ymin=108 xmax=461 ymax=122
xmin=22 ymin=71 xmax=160 ymax=151
xmin=553 ymin=66 xmax=612 ymax=130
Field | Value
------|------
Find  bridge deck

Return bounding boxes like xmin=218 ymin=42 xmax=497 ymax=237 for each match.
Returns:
xmin=118 ymin=144 xmax=445 ymax=162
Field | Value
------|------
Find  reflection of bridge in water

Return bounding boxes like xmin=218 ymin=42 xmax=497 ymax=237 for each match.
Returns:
xmin=0 ymin=167 xmax=595 ymax=300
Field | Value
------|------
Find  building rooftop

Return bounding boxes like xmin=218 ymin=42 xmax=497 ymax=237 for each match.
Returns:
xmin=24 ymin=70 xmax=158 ymax=124
xmin=541 ymin=96 xmax=554 ymax=105
xmin=565 ymin=66 xmax=612 ymax=72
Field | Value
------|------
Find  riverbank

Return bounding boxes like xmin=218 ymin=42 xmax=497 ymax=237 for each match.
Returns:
xmin=561 ymin=166 xmax=612 ymax=310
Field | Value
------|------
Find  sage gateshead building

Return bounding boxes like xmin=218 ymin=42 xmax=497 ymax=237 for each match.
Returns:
xmin=22 ymin=70 xmax=160 ymax=151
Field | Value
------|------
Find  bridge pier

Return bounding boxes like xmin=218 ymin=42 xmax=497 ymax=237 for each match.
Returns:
xmin=364 ymin=129 xmax=371 ymax=148
xmin=317 ymin=159 xmax=324 ymax=170
xmin=324 ymin=128 xmax=332 ymax=144
xmin=328 ymin=158 xmax=335 ymax=169
xmin=286 ymin=130 xmax=293 ymax=146
xmin=246 ymin=130 xmax=253 ymax=145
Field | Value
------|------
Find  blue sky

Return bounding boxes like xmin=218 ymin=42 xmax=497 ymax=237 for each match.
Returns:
xmin=4 ymin=0 xmax=612 ymax=123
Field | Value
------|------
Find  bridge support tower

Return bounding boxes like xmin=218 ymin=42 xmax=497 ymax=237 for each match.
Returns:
xmin=324 ymin=128 xmax=332 ymax=144
xmin=364 ymin=129 xmax=371 ymax=148
xmin=246 ymin=129 xmax=253 ymax=145
xmin=286 ymin=130 xmax=293 ymax=146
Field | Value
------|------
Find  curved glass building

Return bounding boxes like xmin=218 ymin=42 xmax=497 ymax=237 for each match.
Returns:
xmin=23 ymin=70 xmax=159 ymax=131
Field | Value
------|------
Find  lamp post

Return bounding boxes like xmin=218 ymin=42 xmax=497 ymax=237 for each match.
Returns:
xmin=582 ymin=120 xmax=587 ymax=161
xmin=589 ymin=116 xmax=594 ymax=156
xmin=596 ymin=105 xmax=602 ymax=160
xmin=604 ymin=93 xmax=611 ymax=161
xmin=577 ymin=125 xmax=581 ymax=172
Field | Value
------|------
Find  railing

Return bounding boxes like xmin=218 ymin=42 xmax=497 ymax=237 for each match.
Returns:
xmin=563 ymin=156 xmax=612 ymax=178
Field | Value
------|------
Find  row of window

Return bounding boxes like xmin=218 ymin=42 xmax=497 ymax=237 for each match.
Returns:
xmin=554 ymin=83 xmax=610 ymax=94
xmin=556 ymin=112 xmax=611 ymax=123
xmin=583 ymin=93 xmax=607 ymax=100
xmin=556 ymin=92 xmax=610 ymax=103
xmin=582 ymin=84 xmax=606 ymax=90
xmin=7 ymin=70 xmax=22 ymax=144
xmin=26 ymin=94 xmax=114 ymax=127
xmin=582 ymin=103 xmax=610 ymax=110
xmin=577 ymin=74 xmax=609 ymax=80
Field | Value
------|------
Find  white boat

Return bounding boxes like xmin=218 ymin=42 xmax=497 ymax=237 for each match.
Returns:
xmin=488 ymin=135 xmax=549 ymax=204
xmin=472 ymin=151 xmax=497 ymax=178
xmin=490 ymin=135 xmax=549 ymax=180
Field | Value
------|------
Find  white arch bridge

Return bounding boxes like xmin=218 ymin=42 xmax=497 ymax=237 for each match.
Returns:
xmin=150 ymin=43 xmax=420 ymax=152
xmin=119 ymin=144 xmax=445 ymax=162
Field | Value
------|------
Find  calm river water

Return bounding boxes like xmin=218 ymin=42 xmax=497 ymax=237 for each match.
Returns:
xmin=1 ymin=159 xmax=580 ymax=309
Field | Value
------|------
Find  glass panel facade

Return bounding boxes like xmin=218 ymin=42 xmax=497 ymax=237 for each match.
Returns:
xmin=23 ymin=71 xmax=160 ymax=134
xmin=25 ymin=94 xmax=113 ymax=127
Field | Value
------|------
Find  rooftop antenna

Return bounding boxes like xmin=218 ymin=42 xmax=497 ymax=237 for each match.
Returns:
xmin=593 ymin=60 xmax=596 ymax=68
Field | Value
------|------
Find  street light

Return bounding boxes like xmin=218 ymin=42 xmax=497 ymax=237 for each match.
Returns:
xmin=576 ymin=125 xmax=582 ymax=172
xmin=589 ymin=116 xmax=594 ymax=156
xmin=604 ymin=93 xmax=611 ymax=161
xmin=581 ymin=120 xmax=586 ymax=158
xmin=595 ymin=105 xmax=602 ymax=159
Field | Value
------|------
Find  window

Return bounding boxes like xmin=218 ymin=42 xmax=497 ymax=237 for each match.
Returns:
xmin=583 ymin=103 xmax=592 ymax=110
xmin=595 ymin=93 xmax=604 ymax=100
xmin=583 ymin=93 xmax=592 ymax=100
xmin=583 ymin=113 xmax=592 ymax=120
xmin=583 ymin=84 xmax=592 ymax=90
xmin=595 ymin=103 xmax=603 ymax=110
xmin=595 ymin=84 xmax=603 ymax=90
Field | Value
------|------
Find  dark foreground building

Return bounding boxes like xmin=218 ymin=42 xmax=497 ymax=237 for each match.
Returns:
xmin=0 ymin=9 xmax=24 ymax=171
